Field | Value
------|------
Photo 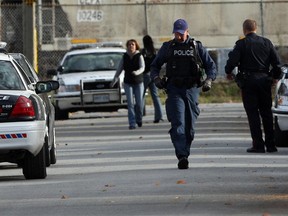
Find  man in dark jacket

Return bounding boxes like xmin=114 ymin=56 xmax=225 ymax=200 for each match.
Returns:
xmin=225 ymin=19 xmax=282 ymax=153
xmin=150 ymin=19 xmax=217 ymax=169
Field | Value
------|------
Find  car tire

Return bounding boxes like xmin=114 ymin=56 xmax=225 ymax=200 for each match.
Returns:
xmin=275 ymin=116 xmax=288 ymax=147
xmin=22 ymin=145 xmax=47 ymax=179
xmin=55 ymin=107 xmax=69 ymax=120
xmin=50 ymin=128 xmax=57 ymax=165
xmin=44 ymin=135 xmax=51 ymax=167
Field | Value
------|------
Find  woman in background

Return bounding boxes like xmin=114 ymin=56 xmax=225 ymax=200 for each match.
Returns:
xmin=111 ymin=39 xmax=145 ymax=129
xmin=141 ymin=35 xmax=163 ymax=123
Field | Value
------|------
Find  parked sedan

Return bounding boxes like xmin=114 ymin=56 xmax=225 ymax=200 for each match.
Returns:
xmin=272 ymin=64 xmax=288 ymax=147
xmin=47 ymin=42 xmax=127 ymax=120
xmin=0 ymin=43 xmax=59 ymax=179
xmin=10 ymin=53 xmax=58 ymax=166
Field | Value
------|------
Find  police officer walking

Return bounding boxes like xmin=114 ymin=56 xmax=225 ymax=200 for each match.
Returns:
xmin=225 ymin=19 xmax=281 ymax=153
xmin=150 ymin=19 xmax=217 ymax=169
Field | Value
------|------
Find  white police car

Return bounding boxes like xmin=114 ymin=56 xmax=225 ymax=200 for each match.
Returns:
xmin=272 ymin=64 xmax=288 ymax=147
xmin=0 ymin=42 xmax=59 ymax=179
xmin=48 ymin=42 xmax=127 ymax=120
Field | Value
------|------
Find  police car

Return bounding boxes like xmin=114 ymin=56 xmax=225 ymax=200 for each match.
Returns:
xmin=0 ymin=42 xmax=59 ymax=179
xmin=48 ymin=42 xmax=127 ymax=120
xmin=272 ymin=64 xmax=288 ymax=147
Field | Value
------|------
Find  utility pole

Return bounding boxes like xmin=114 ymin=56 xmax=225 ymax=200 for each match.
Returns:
xmin=23 ymin=0 xmax=37 ymax=71
xmin=260 ymin=0 xmax=264 ymax=36
xmin=144 ymin=0 xmax=148 ymax=35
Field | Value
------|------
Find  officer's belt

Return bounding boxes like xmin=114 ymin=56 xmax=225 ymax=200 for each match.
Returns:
xmin=240 ymin=70 xmax=270 ymax=79
xmin=242 ymin=69 xmax=269 ymax=74
xmin=168 ymin=77 xmax=198 ymax=88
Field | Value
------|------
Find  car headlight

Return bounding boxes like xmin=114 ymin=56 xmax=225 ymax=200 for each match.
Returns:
xmin=57 ymin=78 xmax=80 ymax=93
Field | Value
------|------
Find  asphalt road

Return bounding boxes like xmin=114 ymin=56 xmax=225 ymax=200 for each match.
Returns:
xmin=0 ymin=103 xmax=288 ymax=216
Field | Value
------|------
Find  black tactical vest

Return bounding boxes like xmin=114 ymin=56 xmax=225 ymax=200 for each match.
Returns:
xmin=166 ymin=39 xmax=200 ymax=78
xmin=123 ymin=52 xmax=143 ymax=84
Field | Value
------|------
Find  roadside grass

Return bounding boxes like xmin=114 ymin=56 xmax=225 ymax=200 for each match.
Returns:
xmin=145 ymin=80 xmax=242 ymax=105
xmin=199 ymin=80 xmax=242 ymax=103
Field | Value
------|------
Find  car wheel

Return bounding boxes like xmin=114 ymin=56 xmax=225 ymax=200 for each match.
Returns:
xmin=22 ymin=145 xmax=47 ymax=179
xmin=44 ymin=135 xmax=51 ymax=167
xmin=55 ymin=107 xmax=69 ymax=120
xmin=50 ymin=128 xmax=57 ymax=165
xmin=275 ymin=116 xmax=288 ymax=147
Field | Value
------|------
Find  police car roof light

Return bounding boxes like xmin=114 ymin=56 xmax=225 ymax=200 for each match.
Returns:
xmin=70 ymin=41 xmax=123 ymax=51
xmin=99 ymin=41 xmax=123 ymax=47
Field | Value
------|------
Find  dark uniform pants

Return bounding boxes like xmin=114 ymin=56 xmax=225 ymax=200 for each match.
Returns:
xmin=241 ymin=73 xmax=274 ymax=149
xmin=165 ymin=84 xmax=200 ymax=159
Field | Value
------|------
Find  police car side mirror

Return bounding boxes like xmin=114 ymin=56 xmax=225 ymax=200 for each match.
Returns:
xmin=35 ymin=80 xmax=59 ymax=94
xmin=57 ymin=66 xmax=64 ymax=73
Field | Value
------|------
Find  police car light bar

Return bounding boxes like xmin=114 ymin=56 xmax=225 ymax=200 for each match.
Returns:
xmin=99 ymin=42 xmax=123 ymax=47
xmin=70 ymin=41 xmax=123 ymax=51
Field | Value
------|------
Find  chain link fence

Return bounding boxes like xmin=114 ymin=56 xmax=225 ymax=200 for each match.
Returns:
xmin=1 ymin=1 xmax=288 ymax=78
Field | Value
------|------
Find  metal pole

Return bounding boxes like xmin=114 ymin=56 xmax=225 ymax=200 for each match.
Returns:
xmin=144 ymin=0 xmax=148 ymax=35
xmin=38 ymin=0 xmax=42 ymax=46
xmin=23 ymin=0 xmax=35 ymax=66
xmin=260 ymin=0 xmax=264 ymax=36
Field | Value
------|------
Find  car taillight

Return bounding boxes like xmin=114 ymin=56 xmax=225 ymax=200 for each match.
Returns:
xmin=10 ymin=96 xmax=35 ymax=119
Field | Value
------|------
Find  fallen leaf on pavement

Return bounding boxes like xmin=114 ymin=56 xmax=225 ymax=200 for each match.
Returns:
xmin=176 ymin=180 xmax=186 ymax=184
xmin=61 ymin=195 xmax=69 ymax=199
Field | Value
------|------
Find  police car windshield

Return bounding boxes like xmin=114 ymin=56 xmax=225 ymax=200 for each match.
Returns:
xmin=61 ymin=53 xmax=123 ymax=74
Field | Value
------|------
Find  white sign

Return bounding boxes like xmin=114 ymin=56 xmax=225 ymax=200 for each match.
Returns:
xmin=78 ymin=0 xmax=101 ymax=5
xmin=77 ymin=10 xmax=103 ymax=22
